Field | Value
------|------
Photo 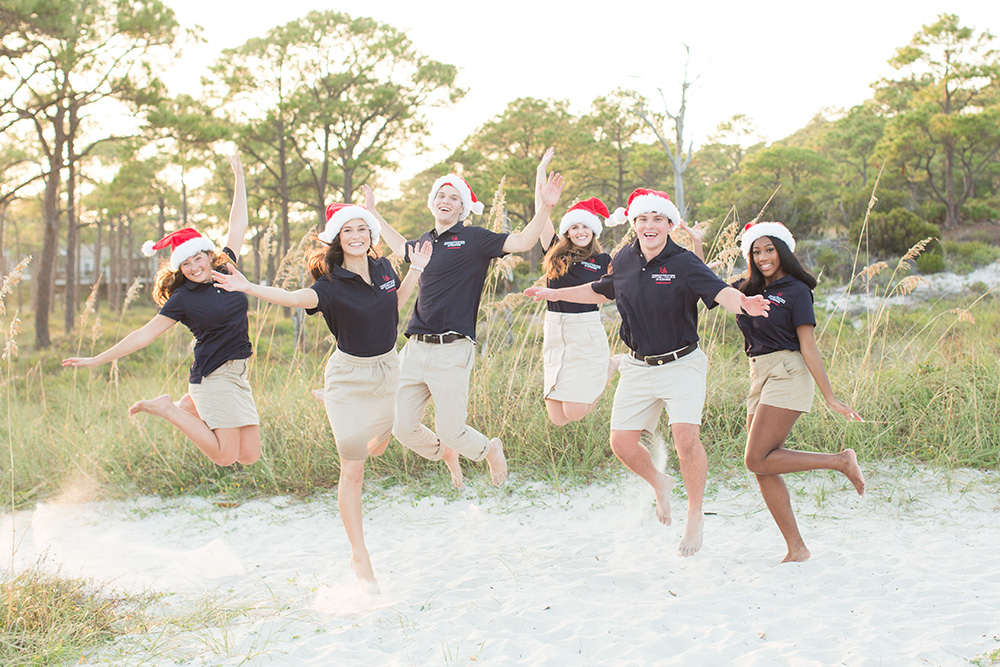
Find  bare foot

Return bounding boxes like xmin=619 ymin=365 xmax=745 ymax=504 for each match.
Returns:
xmin=128 ymin=394 xmax=173 ymax=417
xmin=781 ymin=544 xmax=811 ymax=563
xmin=678 ymin=516 xmax=704 ymax=558
xmin=441 ymin=446 xmax=463 ymax=488
xmin=349 ymin=555 xmax=380 ymax=594
xmin=840 ymin=449 xmax=866 ymax=496
xmin=653 ymin=473 xmax=674 ymax=525
xmin=311 ymin=388 xmax=325 ymax=404
xmin=485 ymin=438 xmax=508 ymax=486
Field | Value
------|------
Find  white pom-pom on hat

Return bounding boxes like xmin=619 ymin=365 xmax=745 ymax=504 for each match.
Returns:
xmin=427 ymin=174 xmax=484 ymax=221
xmin=740 ymin=221 xmax=796 ymax=259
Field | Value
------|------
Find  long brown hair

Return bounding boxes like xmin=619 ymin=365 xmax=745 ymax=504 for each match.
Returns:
xmin=543 ymin=233 xmax=602 ymax=280
xmin=152 ymin=250 xmax=236 ymax=306
xmin=306 ymin=234 xmax=380 ymax=280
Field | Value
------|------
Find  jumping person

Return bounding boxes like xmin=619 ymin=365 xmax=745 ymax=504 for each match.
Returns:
xmin=212 ymin=196 xmax=431 ymax=591
xmin=525 ymin=187 xmax=770 ymax=557
xmin=532 ymin=148 xmax=615 ymax=425
xmin=374 ymin=165 xmax=565 ymax=488
xmin=735 ymin=221 xmax=865 ymax=563
xmin=63 ymin=154 xmax=260 ymax=467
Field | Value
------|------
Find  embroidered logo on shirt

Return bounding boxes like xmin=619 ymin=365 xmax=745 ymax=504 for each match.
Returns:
xmin=652 ymin=268 xmax=675 ymax=284
xmin=443 ymin=235 xmax=465 ymax=249
xmin=580 ymin=260 xmax=602 ymax=271
xmin=768 ymin=293 xmax=786 ymax=304
xmin=379 ymin=276 xmax=397 ymax=292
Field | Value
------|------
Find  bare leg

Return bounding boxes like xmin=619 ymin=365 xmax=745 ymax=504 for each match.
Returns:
xmin=485 ymin=438 xmax=508 ymax=486
xmin=610 ymin=429 xmax=675 ymax=525
xmin=367 ymin=434 xmax=391 ymax=459
xmin=235 ymin=425 xmax=261 ymax=465
xmin=338 ymin=458 xmax=379 ymax=592
xmin=546 ymin=356 xmax=621 ymax=426
xmin=671 ymin=423 xmax=706 ymax=558
xmin=441 ymin=445 xmax=463 ymax=488
xmin=129 ymin=394 xmax=239 ymax=466
xmin=545 ymin=398 xmax=570 ymax=426
xmin=176 ymin=393 xmax=199 ymax=417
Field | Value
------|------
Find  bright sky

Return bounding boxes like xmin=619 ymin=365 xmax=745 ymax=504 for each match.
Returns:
xmin=164 ymin=0 xmax=998 ymax=191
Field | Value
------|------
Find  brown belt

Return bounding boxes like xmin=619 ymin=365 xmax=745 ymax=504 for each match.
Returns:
xmin=631 ymin=343 xmax=698 ymax=366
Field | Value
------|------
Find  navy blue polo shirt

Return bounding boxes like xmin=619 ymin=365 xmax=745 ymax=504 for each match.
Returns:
xmin=306 ymin=256 xmax=401 ymax=357
xmin=734 ymin=275 xmax=816 ymax=356
xmin=403 ymin=222 xmax=509 ymax=340
xmin=158 ymin=247 xmax=252 ymax=384
xmin=544 ymin=252 xmax=611 ymax=314
xmin=591 ymin=238 xmax=727 ymax=357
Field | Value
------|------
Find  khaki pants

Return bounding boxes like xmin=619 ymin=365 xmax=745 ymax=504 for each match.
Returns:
xmin=392 ymin=338 xmax=491 ymax=461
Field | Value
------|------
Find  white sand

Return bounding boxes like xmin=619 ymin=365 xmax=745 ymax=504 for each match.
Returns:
xmin=4 ymin=464 xmax=1000 ymax=665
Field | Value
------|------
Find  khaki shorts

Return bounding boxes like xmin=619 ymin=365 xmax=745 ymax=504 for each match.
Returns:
xmin=543 ymin=311 xmax=610 ymax=403
xmin=747 ymin=349 xmax=814 ymax=415
xmin=323 ymin=348 xmax=399 ymax=461
xmin=188 ymin=358 xmax=259 ymax=430
xmin=611 ymin=347 xmax=707 ymax=431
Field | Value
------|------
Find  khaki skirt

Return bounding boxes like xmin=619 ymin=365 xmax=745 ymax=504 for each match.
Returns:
xmin=188 ymin=358 xmax=259 ymax=430
xmin=542 ymin=311 xmax=610 ymax=404
xmin=747 ymin=349 xmax=815 ymax=415
xmin=323 ymin=348 xmax=399 ymax=461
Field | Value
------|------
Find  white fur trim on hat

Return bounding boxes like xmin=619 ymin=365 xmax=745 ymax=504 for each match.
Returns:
xmin=427 ymin=174 xmax=484 ymax=221
xmin=559 ymin=209 xmax=602 ymax=237
xmin=740 ymin=222 xmax=796 ymax=258
xmin=319 ymin=205 xmax=381 ymax=246
xmin=625 ymin=193 xmax=680 ymax=224
xmin=170 ymin=237 xmax=216 ymax=270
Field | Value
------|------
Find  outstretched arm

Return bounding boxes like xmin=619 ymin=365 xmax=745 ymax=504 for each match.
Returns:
xmin=363 ymin=184 xmax=407 ymax=257
xmin=713 ymin=286 xmax=770 ymax=317
xmin=224 ymin=153 xmax=250 ymax=256
xmin=62 ymin=315 xmax=177 ymax=368
xmin=396 ymin=240 xmax=432 ymax=311
xmin=524 ymin=283 xmax=610 ymax=305
xmin=535 ymin=147 xmax=556 ymax=250
xmin=797 ymin=324 xmax=863 ymax=421
xmin=503 ymin=171 xmax=564 ymax=253
xmin=213 ymin=268 xmax=319 ymax=310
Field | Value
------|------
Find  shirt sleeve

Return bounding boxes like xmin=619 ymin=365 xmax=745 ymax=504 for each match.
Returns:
xmin=590 ymin=255 xmax=616 ymax=300
xmin=790 ymin=283 xmax=817 ymax=328
xmin=685 ymin=255 xmax=728 ymax=306
xmin=306 ymin=276 xmax=334 ymax=316
xmin=474 ymin=227 xmax=509 ymax=258
xmin=157 ymin=291 xmax=185 ymax=323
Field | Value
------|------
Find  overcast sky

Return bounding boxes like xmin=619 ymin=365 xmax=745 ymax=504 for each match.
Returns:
xmin=163 ymin=0 xmax=999 ymax=191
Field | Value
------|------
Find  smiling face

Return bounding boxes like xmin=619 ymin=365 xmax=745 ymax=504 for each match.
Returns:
xmin=338 ymin=219 xmax=372 ymax=258
xmin=432 ymin=184 xmax=463 ymax=226
xmin=565 ymin=222 xmax=595 ymax=248
xmin=632 ymin=212 xmax=674 ymax=256
xmin=751 ymin=236 xmax=786 ymax=284
xmin=179 ymin=251 xmax=213 ymax=283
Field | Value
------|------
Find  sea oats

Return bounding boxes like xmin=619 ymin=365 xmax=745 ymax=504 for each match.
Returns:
xmin=950 ymin=308 xmax=975 ymax=323
xmin=122 ymin=277 xmax=143 ymax=311
xmin=893 ymin=275 xmax=926 ymax=296
xmin=860 ymin=261 xmax=888 ymax=280
xmin=490 ymin=177 xmax=508 ymax=233
xmin=901 ymin=237 xmax=935 ymax=263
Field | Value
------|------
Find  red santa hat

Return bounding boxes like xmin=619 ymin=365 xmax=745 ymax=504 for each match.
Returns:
xmin=318 ymin=203 xmax=381 ymax=245
xmin=559 ymin=197 xmax=609 ymax=236
xmin=427 ymin=174 xmax=484 ymax=221
xmin=609 ymin=188 xmax=681 ymax=226
xmin=142 ymin=228 xmax=216 ymax=270
xmin=740 ymin=221 xmax=796 ymax=258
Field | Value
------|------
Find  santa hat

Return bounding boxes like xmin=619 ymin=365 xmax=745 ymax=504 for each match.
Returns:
xmin=609 ymin=188 xmax=681 ymax=226
xmin=142 ymin=228 xmax=216 ymax=270
xmin=318 ymin=203 xmax=381 ymax=246
xmin=740 ymin=221 xmax=796 ymax=258
xmin=559 ymin=197 xmax=609 ymax=236
xmin=427 ymin=174 xmax=484 ymax=221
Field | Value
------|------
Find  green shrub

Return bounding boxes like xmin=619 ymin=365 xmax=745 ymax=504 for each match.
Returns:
xmin=916 ymin=252 xmax=946 ymax=273
xmin=849 ymin=207 xmax=940 ymax=257
xmin=963 ymin=198 xmax=1000 ymax=223
xmin=940 ymin=240 xmax=1000 ymax=274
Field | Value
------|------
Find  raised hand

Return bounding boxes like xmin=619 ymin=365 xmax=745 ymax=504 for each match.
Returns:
xmin=212 ymin=267 xmax=252 ymax=293
xmin=227 ymin=153 xmax=243 ymax=177
xmin=676 ymin=219 xmax=704 ymax=244
xmin=409 ymin=240 xmax=434 ymax=270
xmin=539 ymin=172 xmax=564 ymax=209
xmin=537 ymin=146 xmax=555 ymax=174
xmin=362 ymin=184 xmax=377 ymax=213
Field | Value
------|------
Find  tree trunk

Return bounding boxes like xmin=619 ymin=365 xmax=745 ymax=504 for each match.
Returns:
xmin=34 ymin=107 xmax=66 ymax=349
xmin=109 ymin=214 xmax=120 ymax=310
xmin=943 ymin=140 xmax=959 ymax=230
xmin=93 ymin=214 xmax=102 ymax=313
xmin=64 ymin=101 xmax=79 ymax=334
